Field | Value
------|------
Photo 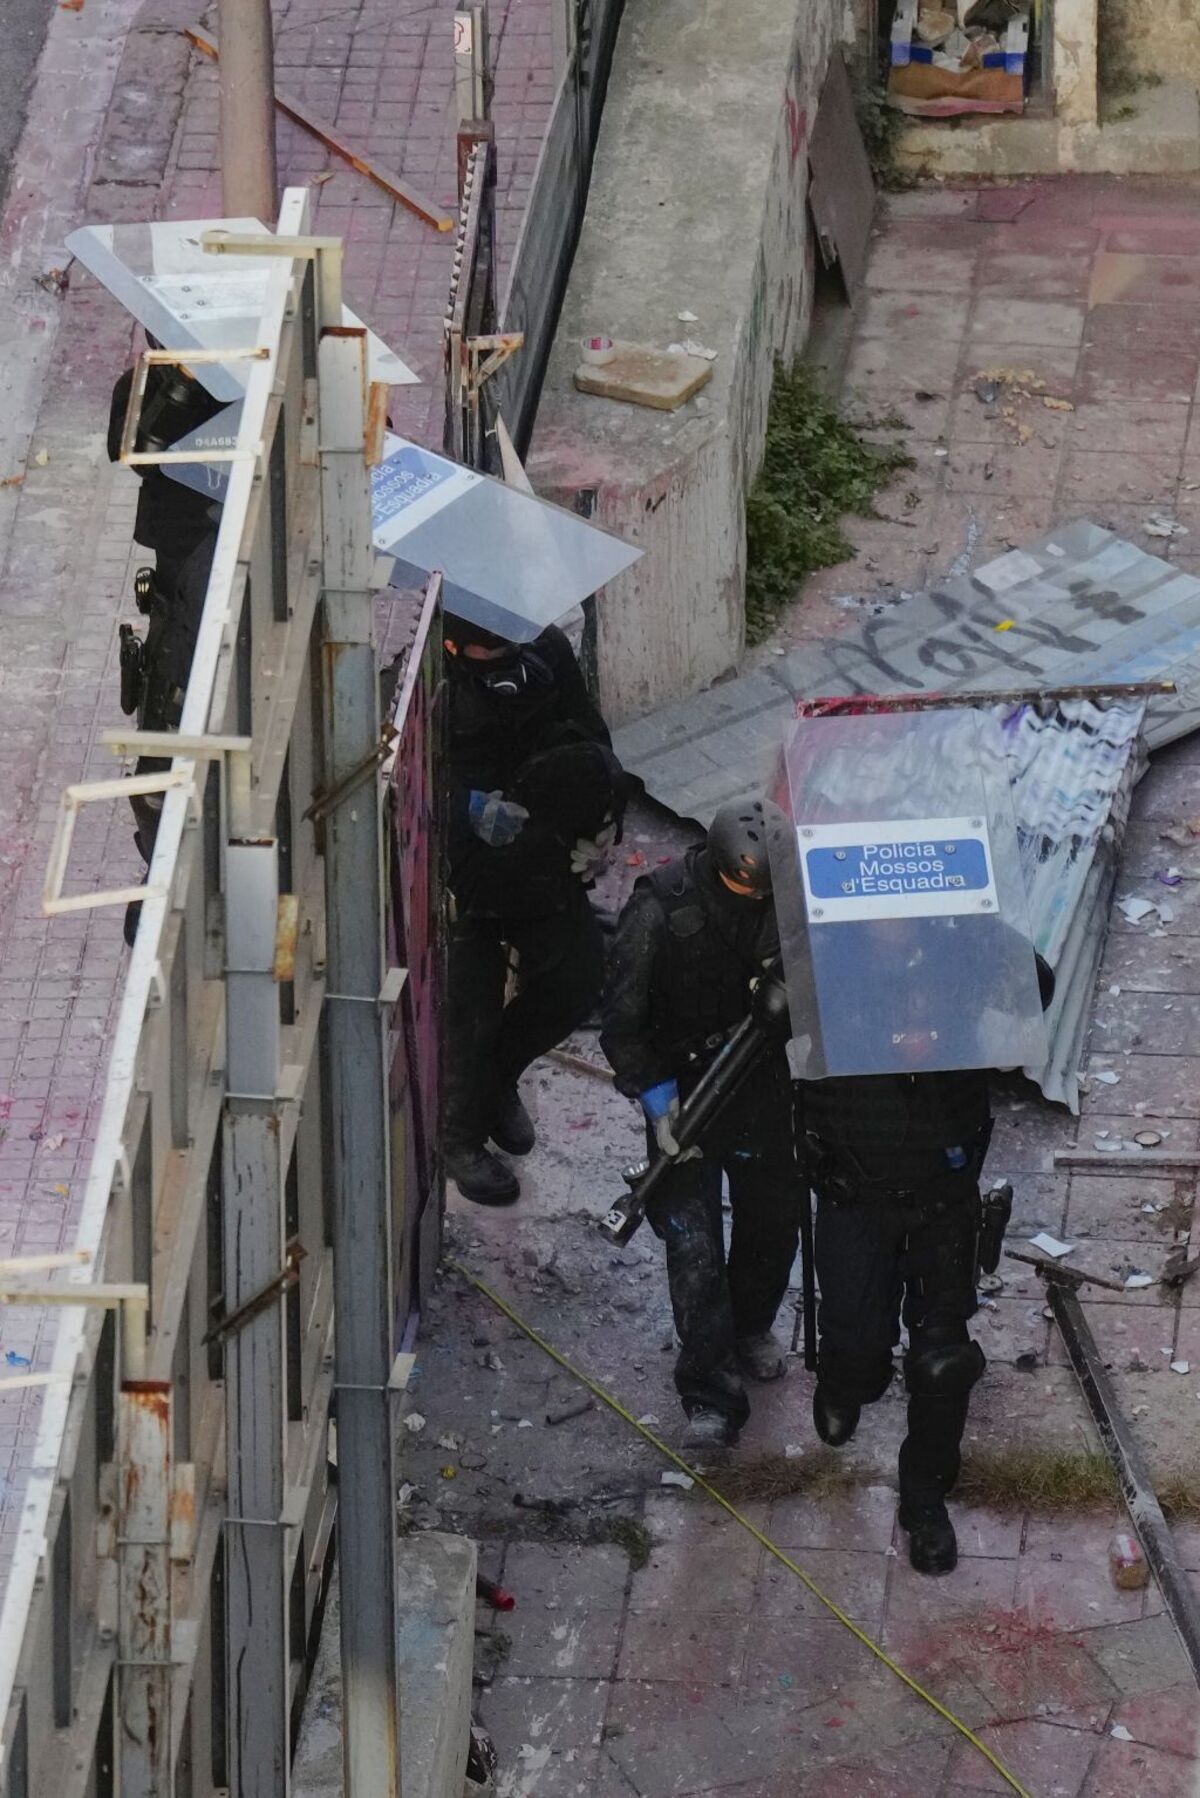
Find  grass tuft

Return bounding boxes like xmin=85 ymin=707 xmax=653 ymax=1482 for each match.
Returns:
xmin=709 ymin=1445 xmax=1200 ymax=1522
xmin=744 ymin=363 xmax=914 ymax=644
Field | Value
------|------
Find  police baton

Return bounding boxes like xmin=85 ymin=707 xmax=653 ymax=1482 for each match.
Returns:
xmin=599 ymin=966 xmax=793 ymax=1249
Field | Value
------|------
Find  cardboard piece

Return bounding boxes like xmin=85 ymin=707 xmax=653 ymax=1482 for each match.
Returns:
xmin=573 ymin=343 xmax=712 ymax=412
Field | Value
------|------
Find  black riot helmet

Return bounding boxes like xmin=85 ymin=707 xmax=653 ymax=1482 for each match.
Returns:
xmin=707 ymin=797 xmax=788 ymax=900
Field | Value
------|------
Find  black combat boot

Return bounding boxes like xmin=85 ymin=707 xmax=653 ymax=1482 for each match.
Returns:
xmin=447 ymin=1144 xmax=520 ymax=1207
xmin=813 ymin=1387 xmax=860 ymax=1447
xmin=682 ymin=1406 xmax=739 ymax=1461
xmin=898 ymin=1496 xmax=958 ymax=1575
xmin=490 ymin=1083 xmax=536 ymax=1156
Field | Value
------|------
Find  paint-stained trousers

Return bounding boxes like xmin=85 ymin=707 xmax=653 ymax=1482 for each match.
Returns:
xmin=813 ymin=1162 xmax=984 ymax=1506
xmin=646 ymin=1060 xmax=801 ymax=1424
xmin=445 ymin=883 xmax=606 ymax=1151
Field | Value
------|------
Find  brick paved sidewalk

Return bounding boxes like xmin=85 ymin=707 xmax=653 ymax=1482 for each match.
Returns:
xmin=0 ymin=0 xmax=554 ymax=1581
xmin=617 ymin=175 xmax=1200 ymax=824
xmin=169 ymin=0 xmax=555 ymax=443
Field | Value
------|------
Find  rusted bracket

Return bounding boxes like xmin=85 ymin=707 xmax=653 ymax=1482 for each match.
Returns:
xmin=203 ymin=1238 xmax=306 ymax=1347
xmin=466 ymin=331 xmax=524 ymax=395
xmin=303 ymin=725 xmax=398 ymax=824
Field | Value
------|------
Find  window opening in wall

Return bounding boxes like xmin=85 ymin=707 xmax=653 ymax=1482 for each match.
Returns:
xmin=879 ymin=0 xmax=1048 ymax=122
xmin=206 ymin=1125 xmax=224 ymax=1383
xmin=286 ymin=1149 xmax=302 ymax=1422
xmin=209 ymin=1552 xmax=228 ymax=1791
xmin=52 ymin=1494 xmax=73 ymax=1727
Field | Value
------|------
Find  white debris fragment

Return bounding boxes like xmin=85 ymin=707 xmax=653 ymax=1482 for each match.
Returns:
xmin=1094 ymin=1138 xmax=1124 ymax=1153
xmin=1117 ymin=896 xmax=1156 ymax=924
xmin=1091 ymin=1069 xmax=1121 ymax=1085
xmin=661 ymin=1470 xmax=694 ymax=1490
xmin=1124 ymin=1273 xmax=1154 ymax=1290
xmin=517 ymin=1418 xmax=534 ymax=1429
xmin=1171 ymin=1360 xmax=1191 ymax=1376
xmin=676 ymin=309 xmax=698 ymax=323
xmin=1108 ymin=984 xmax=1122 ymax=997
xmin=1110 ymin=1724 xmax=1135 ymax=1741
xmin=1029 ymin=1233 xmax=1073 ymax=1258
xmin=402 ymin=1412 xmax=427 ymax=1435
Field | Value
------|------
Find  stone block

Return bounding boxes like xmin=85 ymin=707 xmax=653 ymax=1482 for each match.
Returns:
xmin=293 ymin=1533 xmax=477 ymax=1798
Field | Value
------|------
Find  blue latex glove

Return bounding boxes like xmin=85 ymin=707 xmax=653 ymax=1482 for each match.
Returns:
xmin=468 ymin=788 xmax=529 ymax=847
xmin=640 ymin=1080 xmax=700 ymax=1161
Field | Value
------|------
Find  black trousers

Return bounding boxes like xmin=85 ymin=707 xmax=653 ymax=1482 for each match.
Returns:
xmin=445 ymin=883 xmax=605 ymax=1150
xmin=647 ymin=1064 xmax=800 ymax=1425
xmin=813 ymin=1166 xmax=982 ymax=1506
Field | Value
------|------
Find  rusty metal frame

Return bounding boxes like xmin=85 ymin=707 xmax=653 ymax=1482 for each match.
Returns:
xmin=1 ymin=188 xmax=346 ymax=1798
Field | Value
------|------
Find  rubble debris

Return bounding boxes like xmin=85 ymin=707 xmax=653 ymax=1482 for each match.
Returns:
xmin=660 ymin=1471 xmax=694 ymax=1490
xmin=1109 ymin=1532 xmax=1149 ymax=1591
xmin=1028 ymin=1233 xmax=1073 ymax=1259
xmin=546 ymin=1397 xmax=594 ymax=1426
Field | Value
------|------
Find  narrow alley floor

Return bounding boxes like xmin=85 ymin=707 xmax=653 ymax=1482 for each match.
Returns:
xmin=401 ymin=176 xmax=1200 ymax=1798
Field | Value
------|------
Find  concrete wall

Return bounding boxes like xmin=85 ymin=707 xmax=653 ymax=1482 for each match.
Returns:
xmin=1101 ymin=0 xmax=1200 ymax=90
xmin=528 ymin=0 xmax=845 ymax=725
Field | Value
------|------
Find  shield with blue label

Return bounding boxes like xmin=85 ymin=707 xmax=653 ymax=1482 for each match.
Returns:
xmin=769 ymin=707 xmax=1047 ymax=1078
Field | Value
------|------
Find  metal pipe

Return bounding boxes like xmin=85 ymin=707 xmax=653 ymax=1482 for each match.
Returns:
xmin=216 ymin=0 xmax=279 ymax=221
xmin=1049 ymin=1281 xmax=1200 ymax=1684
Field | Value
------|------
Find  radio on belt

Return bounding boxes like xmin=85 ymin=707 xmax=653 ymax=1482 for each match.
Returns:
xmin=768 ymin=706 xmax=1047 ymax=1080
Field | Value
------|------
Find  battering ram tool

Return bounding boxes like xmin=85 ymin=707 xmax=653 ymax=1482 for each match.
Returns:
xmin=598 ymin=962 xmax=818 ymax=1368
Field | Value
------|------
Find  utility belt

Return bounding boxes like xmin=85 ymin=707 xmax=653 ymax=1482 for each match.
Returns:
xmin=807 ymin=1121 xmax=993 ymax=1211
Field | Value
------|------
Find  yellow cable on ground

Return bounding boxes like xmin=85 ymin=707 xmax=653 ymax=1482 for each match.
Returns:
xmin=450 ymin=1260 xmax=1035 ymax=1798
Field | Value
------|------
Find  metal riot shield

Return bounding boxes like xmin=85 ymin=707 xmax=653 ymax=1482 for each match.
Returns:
xmin=769 ymin=707 xmax=1047 ymax=1078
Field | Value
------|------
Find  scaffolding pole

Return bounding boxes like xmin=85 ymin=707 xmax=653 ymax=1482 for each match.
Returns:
xmin=319 ymin=324 xmax=403 ymax=1795
xmin=222 ymin=838 xmax=290 ymax=1796
xmin=217 ymin=0 xmax=279 ymax=220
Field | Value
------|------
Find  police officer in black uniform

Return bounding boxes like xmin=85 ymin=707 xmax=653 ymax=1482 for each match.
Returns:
xmin=109 ymin=340 xmax=225 ymax=943
xmin=601 ymin=798 xmax=801 ymax=1457
xmin=445 ymin=615 xmax=623 ymax=1207
xmin=804 ymin=941 xmax=1054 ymax=1575
xmin=108 ymin=336 xmax=224 ymax=595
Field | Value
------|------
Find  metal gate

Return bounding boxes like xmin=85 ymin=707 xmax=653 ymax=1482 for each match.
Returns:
xmin=0 ymin=189 xmax=424 ymax=1798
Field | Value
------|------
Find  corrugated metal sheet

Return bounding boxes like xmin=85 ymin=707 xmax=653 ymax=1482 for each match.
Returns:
xmin=999 ymin=697 xmax=1147 ymax=1110
xmin=772 ymin=519 xmax=1200 ymax=748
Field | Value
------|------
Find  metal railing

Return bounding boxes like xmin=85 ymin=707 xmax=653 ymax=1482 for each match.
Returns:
xmin=487 ymin=0 xmax=626 ymax=461
xmin=0 ymin=188 xmax=420 ymax=1797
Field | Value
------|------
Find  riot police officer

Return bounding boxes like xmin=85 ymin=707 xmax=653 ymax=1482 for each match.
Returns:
xmin=601 ymin=799 xmax=801 ymax=1457
xmin=804 ymin=945 xmax=1054 ymax=1575
xmin=108 ymin=336 xmax=224 ymax=594
xmin=446 ymin=615 xmax=623 ymax=1207
xmin=108 ymin=341 xmax=224 ymax=944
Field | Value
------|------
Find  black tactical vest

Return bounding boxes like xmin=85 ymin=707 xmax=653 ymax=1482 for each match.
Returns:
xmin=803 ymin=1068 xmax=991 ymax=1188
xmin=646 ymin=849 xmax=778 ymax=1071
